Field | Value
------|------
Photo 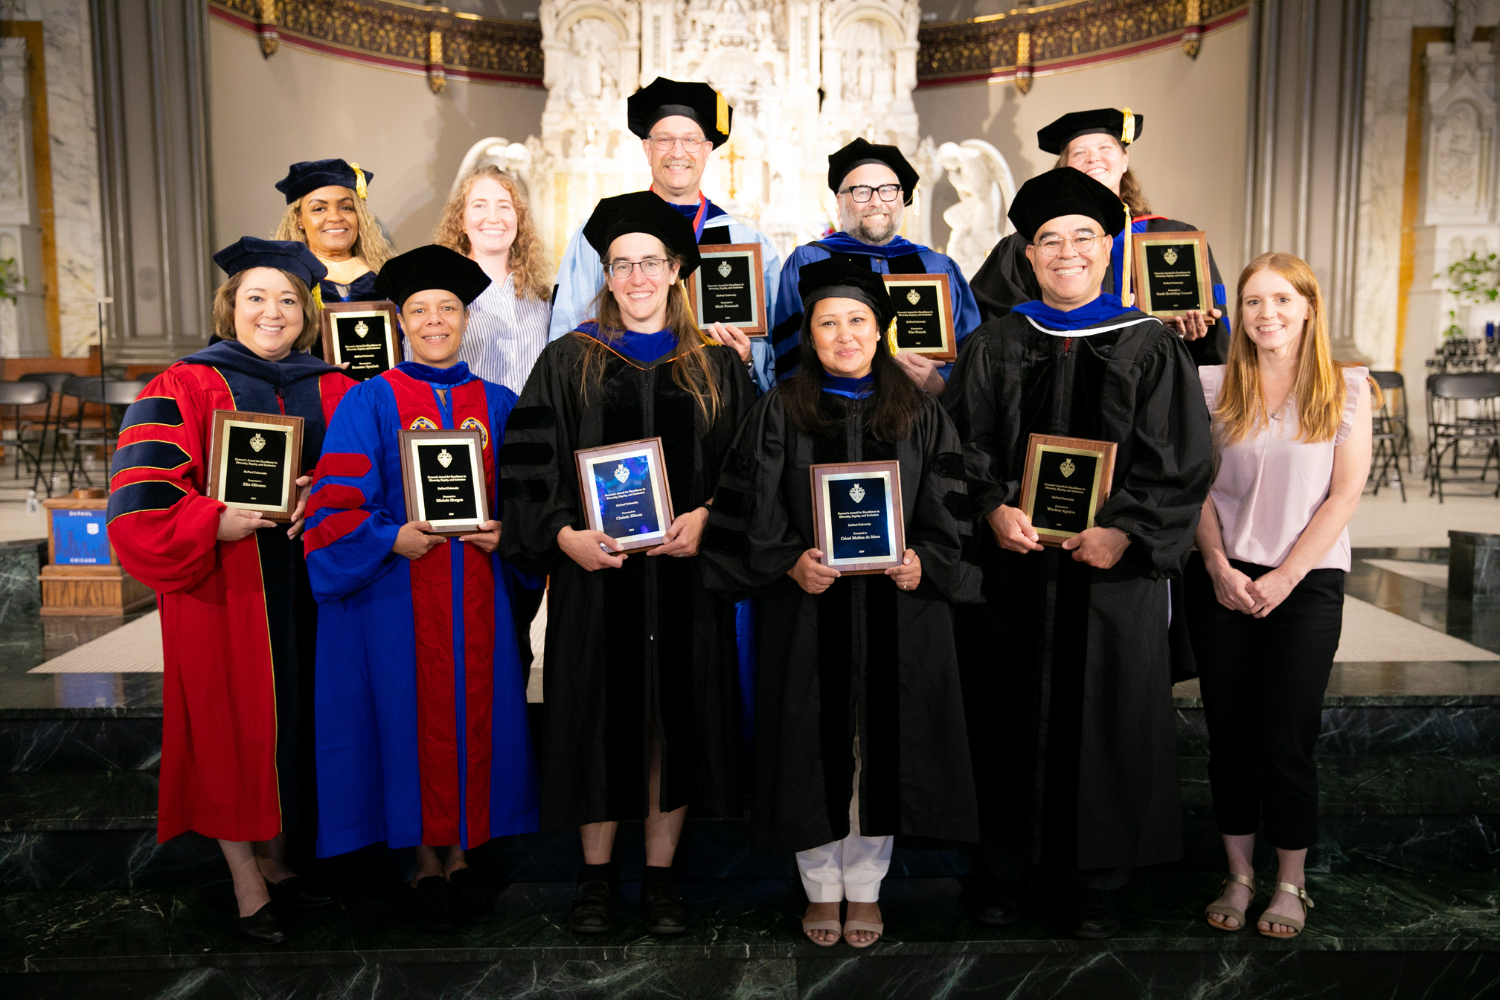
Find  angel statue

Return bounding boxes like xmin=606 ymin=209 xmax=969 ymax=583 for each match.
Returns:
xmin=936 ymin=140 xmax=1016 ymax=280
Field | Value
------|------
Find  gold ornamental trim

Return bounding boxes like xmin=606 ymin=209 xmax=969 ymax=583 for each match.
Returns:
xmin=209 ymin=0 xmax=543 ymax=84
xmin=917 ymin=0 xmax=1249 ymax=86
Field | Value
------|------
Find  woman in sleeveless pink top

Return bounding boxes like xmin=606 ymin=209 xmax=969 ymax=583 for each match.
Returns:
xmin=1187 ymin=253 xmax=1373 ymax=942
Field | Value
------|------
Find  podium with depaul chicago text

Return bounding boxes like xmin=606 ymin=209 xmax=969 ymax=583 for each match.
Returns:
xmin=39 ymin=492 xmax=153 ymax=616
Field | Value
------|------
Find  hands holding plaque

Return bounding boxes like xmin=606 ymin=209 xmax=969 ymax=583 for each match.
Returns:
xmin=321 ymin=301 xmax=401 ymax=381
xmin=990 ymin=433 xmax=1129 ymax=569
xmin=399 ymin=429 xmax=489 ymax=537
xmin=573 ymin=438 xmax=675 ymax=554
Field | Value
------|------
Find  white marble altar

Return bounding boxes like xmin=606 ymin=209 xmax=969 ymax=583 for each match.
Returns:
xmin=493 ymin=0 xmax=1001 ymax=266
xmin=0 ymin=35 xmax=46 ymax=357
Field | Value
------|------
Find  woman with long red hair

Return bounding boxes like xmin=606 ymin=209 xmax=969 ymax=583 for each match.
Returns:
xmin=1188 ymin=252 xmax=1375 ymax=941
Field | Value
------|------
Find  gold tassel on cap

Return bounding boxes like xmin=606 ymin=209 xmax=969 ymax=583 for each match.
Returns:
xmin=1120 ymin=108 xmax=1136 ymax=146
xmin=715 ymin=92 xmax=729 ymax=137
xmin=311 ymin=283 xmax=324 ymax=312
xmin=1120 ymin=202 xmax=1133 ymax=308
xmin=350 ymin=162 xmax=368 ymax=199
xmin=886 ymin=317 xmax=900 ymax=356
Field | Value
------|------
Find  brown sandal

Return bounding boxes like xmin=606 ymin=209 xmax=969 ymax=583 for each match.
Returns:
xmin=1204 ymin=873 xmax=1256 ymax=932
xmin=802 ymin=903 xmax=842 ymax=947
xmin=1258 ymin=882 xmax=1314 ymax=940
xmin=843 ymin=918 xmax=883 ymax=948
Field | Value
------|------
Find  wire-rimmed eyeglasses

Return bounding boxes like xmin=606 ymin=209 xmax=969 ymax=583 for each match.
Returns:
xmin=606 ymin=258 xmax=671 ymax=279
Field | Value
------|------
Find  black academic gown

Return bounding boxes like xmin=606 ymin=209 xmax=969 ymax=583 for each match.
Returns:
xmin=701 ymin=388 xmax=982 ymax=853
xmin=942 ymin=310 xmax=1212 ymax=871
xmin=498 ymin=333 xmax=755 ymax=828
xmin=970 ymin=221 xmax=1229 ymax=365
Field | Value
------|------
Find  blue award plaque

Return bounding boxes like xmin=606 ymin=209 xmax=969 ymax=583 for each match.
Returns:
xmin=811 ymin=460 xmax=904 ymax=575
xmin=575 ymin=437 xmax=674 ymax=551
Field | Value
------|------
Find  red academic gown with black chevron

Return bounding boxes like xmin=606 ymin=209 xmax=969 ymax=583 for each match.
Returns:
xmin=302 ymin=361 xmax=538 ymax=856
xmin=106 ymin=341 xmax=355 ymax=843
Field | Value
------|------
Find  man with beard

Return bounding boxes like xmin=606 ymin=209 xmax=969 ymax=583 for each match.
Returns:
xmin=771 ymin=139 xmax=980 ymax=392
xmin=548 ymin=78 xmax=781 ymax=391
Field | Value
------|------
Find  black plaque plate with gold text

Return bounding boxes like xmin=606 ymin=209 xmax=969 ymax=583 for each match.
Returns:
xmin=688 ymin=243 xmax=767 ymax=335
xmin=1130 ymin=231 xmax=1213 ymax=320
xmin=1018 ymin=434 xmax=1118 ymax=546
xmin=882 ymin=273 xmax=957 ymax=361
xmin=321 ymin=300 xmax=401 ymax=381
xmin=207 ymin=410 xmax=305 ymax=522
xmin=399 ymin=429 xmax=488 ymax=537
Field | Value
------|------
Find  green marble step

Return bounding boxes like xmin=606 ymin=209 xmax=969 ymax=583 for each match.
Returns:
xmin=1180 ymin=754 xmax=1500 ymax=816
xmin=8 ymin=755 xmax=1495 ymax=836
xmin=1 ymin=874 xmax=1497 ymax=999
xmin=0 ymin=770 xmax=157 ymax=832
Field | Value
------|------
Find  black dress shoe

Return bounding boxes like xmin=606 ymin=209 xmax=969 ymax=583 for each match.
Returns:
xmin=448 ymin=867 xmax=495 ymax=924
xmin=266 ymin=875 xmax=333 ymax=907
xmin=642 ymin=879 xmax=688 ymax=936
xmin=570 ymin=879 xmax=614 ymax=935
xmin=1071 ymin=887 xmax=1120 ymax=940
xmin=237 ymin=901 xmax=287 ymax=944
xmin=973 ymin=878 xmax=1022 ymax=926
xmin=412 ymin=875 xmax=453 ymax=931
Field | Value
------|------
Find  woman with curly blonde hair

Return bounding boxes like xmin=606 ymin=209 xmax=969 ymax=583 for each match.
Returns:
xmin=273 ymin=159 xmax=395 ymax=312
xmin=429 ymin=165 xmax=552 ymax=395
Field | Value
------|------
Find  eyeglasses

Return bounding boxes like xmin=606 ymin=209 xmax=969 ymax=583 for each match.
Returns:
xmin=840 ymin=184 xmax=903 ymax=204
xmin=1032 ymin=234 xmax=1103 ymax=257
xmin=647 ymin=135 xmax=709 ymax=152
xmin=606 ymin=258 xmax=670 ymax=279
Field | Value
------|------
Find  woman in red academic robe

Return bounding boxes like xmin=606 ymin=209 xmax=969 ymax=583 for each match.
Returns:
xmin=106 ymin=237 xmax=356 ymax=943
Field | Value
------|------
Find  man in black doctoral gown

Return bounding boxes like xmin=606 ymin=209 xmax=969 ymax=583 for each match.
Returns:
xmin=968 ymin=108 xmax=1231 ymax=366
xmin=943 ymin=168 xmax=1213 ymax=939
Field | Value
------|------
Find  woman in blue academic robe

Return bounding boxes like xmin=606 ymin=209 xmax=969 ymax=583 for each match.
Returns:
xmin=304 ymin=245 xmax=539 ymax=931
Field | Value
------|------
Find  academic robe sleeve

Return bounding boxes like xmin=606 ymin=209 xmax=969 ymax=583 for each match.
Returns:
xmin=547 ymin=223 xmax=602 ymax=341
xmin=1093 ymin=329 xmax=1214 ymax=578
xmin=904 ymin=399 xmax=982 ymax=605
xmin=497 ymin=344 xmax=579 ymax=575
xmin=700 ymin=390 xmax=804 ymax=599
xmin=967 ymin=233 xmax=1038 ymax=323
xmin=940 ymin=326 xmax=1014 ymax=519
xmin=106 ymin=369 xmax=225 ymax=594
xmin=302 ymin=382 xmax=407 ymax=601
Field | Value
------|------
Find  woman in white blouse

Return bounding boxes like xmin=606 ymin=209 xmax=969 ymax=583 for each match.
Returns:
xmin=1189 ymin=252 xmax=1374 ymax=941
xmin=430 ymin=166 xmax=553 ymax=395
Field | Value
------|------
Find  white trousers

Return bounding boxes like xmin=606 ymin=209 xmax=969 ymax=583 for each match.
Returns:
xmin=795 ymin=735 xmax=893 ymax=903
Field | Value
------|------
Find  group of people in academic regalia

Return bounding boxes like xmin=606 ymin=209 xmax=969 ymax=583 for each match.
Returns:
xmin=105 ymin=81 xmax=1373 ymax=949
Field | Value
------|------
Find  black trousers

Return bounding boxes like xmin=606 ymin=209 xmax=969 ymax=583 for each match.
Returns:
xmin=1184 ymin=553 xmax=1344 ymax=850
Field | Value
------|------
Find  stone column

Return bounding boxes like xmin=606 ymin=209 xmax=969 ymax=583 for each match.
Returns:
xmin=0 ymin=34 xmax=48 ymax=357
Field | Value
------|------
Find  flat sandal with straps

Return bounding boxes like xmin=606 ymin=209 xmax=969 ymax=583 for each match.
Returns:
xmin=1259 ymin=881 xmax=1314 ymax=940
xmin=1204 ymin=873 xmax=1256 ymax=932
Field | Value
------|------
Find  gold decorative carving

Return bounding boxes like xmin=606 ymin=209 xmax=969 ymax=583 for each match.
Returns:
xmin=1182 ymin=0 xmax=1203 ymax=58
xmin=428 ymin=28 xmax=446 ymax=92
xmin=210 ymin=0 xmax=544 ymax=83
xmin=916 ymin=0 xmax=1248 ymax=85
xmin=1014 ymin=29 xmax=1032 ymax=93
xmin=256 ymin=0 xmax=279 ymax=56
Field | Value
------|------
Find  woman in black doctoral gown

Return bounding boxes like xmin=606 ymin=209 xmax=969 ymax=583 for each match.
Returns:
xmin=702 ymin=256 xmax=980 ymax=949
xmin=498 ymin=192 xmax=754 ymax=938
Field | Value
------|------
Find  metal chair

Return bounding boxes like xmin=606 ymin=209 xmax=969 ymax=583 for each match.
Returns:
xmin=0 ymin=380 xmax=52 ymax=493
xmin=1369 ymin=370 xmax=1408 ymax=501
xmin=20 ymin=372 xmax=79 ymax=494
xmin=64 ymin=378 xmax=146 ymax=488
xmin=1425 ymin=372 xmax=1500 ymax=502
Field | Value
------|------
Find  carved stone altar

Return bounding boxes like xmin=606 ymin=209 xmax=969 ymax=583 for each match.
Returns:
xmin=1411 ymin=34 xmax=1500 ymax=356
xmin=475 ymin=0 xmax=1009 ymax=269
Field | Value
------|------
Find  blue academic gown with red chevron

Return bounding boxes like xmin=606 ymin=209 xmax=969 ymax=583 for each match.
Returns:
xmin=304 ymin=361 xmax=539 ymax=857
xmin=106 ymin=341 xmax=355 ymax=844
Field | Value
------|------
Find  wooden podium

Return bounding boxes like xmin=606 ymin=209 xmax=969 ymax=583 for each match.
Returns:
xmin=40 ymin=491 xmax=154 ymax=616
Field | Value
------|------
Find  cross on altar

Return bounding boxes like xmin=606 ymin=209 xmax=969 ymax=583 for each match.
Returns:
xmin=721 ymin=144 xmax=743 ymax=200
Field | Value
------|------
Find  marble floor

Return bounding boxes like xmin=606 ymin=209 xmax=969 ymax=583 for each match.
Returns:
xmin=0 ymin=463 xmax=1497 ymax=997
